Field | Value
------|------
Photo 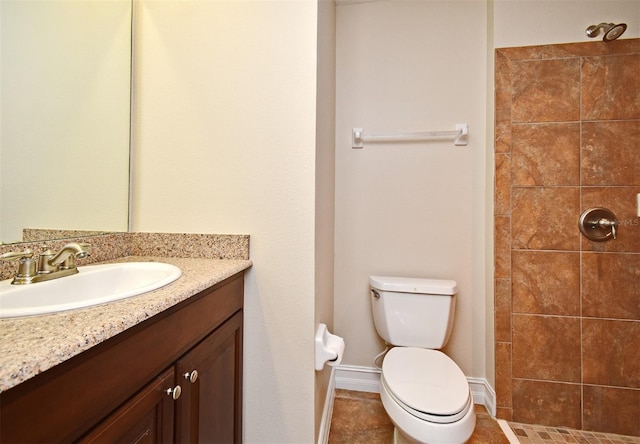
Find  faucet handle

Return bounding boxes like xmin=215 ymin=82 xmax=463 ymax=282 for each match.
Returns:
xmin=0 ymin=249 xmax=34 ymax=262
xmin=1 ymin=250 xmax=37 ymax=280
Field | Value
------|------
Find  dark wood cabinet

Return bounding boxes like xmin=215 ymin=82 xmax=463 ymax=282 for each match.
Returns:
xmin=0 ymin=272 xmax=244 ymax=444
xmin=175 ymin=311 xmax=243 ymax=444
xmin=79 ymin=368 xmax=176 ymax=444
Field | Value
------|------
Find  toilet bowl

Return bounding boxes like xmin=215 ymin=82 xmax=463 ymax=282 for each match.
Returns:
xmin=380 ymin=347 xmax=475 ymax=444
xmin=369 ymin=276 xmax=476 ymax=443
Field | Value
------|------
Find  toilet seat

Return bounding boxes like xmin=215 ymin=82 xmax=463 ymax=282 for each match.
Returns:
xmin=382 ymin=347 xmax=472 ymax=424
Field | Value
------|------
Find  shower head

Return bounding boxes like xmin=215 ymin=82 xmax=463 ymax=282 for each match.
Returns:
xmin=604 ymin=23 xmax=627 ymax=41
xmin=585 ymin=22 xmax=627 ymax=41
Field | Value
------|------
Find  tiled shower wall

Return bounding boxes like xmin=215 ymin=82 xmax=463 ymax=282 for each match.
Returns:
xmin=494 ymin=39 xmax=640 ymax=436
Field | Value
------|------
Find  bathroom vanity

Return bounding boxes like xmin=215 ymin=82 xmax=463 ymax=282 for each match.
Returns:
xmin=0 ymin=257 xmax=250 ymax=443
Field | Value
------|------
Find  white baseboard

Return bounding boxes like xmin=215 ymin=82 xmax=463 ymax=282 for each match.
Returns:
xmin=317 ymin=367 xmax=336 ymax=444
xmin=335 ymin=364 xmax=382 ymax=393
xmin=467 ymin=376 xmax=496 ymax=416
xmin=332 ymin=364 xmax=497 ymax=416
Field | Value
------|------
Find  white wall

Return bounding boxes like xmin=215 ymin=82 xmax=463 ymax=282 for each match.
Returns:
xmin=492 ymin=0 xmax=640 ymax=48
xmin=131 ymin=1 xmax=319 ymax=442
xmin=334 ymin=0 xmax=489 ymax=378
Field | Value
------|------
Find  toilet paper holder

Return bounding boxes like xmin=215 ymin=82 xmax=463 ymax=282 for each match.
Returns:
xmin=315 ymin=323 xmax=345 ymax=371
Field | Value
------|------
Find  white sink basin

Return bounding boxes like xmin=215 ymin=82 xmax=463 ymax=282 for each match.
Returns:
xmin=0 ymin=262 xmax=182 ymax=318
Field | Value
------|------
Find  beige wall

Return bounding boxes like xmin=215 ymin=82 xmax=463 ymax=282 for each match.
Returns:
xmin=314 ymin=0 xmax=337 ymax=442
xmin=334 ymin=0 xmax=640 ymax=389
xmin=334 ymin=0 xmax=489 ymax=378
xmin=131 ymin=1 xmax=319 ymax=442
xmin=130 ymin=0 xmax=639 ymax=441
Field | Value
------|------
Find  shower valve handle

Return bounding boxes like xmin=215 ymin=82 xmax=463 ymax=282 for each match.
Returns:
xmin=597 ymin=218 xmax=617 ymax=239
xmin=579 ymin=207 xmax=619 ymax=242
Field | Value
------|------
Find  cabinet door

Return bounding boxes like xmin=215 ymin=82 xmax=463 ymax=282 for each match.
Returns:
xmin=79 ymin=368 xmax=176 ymax=444
xmin=175 ymin=311 xmax=243 ymax=444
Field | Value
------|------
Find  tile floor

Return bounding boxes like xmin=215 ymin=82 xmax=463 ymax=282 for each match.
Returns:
xmin=327 ymin=389 xmax=640 ymax=444
xmin=327 ymin=389 xmax=509 ymax=444
xmin=508 ymin=422 xmax=640 ymax=444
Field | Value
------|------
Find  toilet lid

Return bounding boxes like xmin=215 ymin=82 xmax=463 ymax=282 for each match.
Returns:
xmin=382 ymin=347 xmax=470 ymax=418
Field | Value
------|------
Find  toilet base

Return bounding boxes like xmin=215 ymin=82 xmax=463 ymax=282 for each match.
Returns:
xmin=393 ymin=426 xmax=468 ymax=444
xmin=381 ymin=378 xmax=476 ymax=444
xmin=394 ymin=426 xmax=417 ymax=444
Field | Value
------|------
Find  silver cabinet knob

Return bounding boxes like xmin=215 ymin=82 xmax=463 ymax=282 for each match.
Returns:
xmin=166 ymin=385 xmax=182 ymax=400
xmin=183 ymin=370 xmax=198 ymax=383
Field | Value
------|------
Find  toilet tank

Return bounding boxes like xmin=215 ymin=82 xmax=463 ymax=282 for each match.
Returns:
xmin=370 ymin=276 xmax=457 ymax=349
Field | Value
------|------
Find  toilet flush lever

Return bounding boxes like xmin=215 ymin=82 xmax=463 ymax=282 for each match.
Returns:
xmin=579 ymin=207 xmax=618 ymax=241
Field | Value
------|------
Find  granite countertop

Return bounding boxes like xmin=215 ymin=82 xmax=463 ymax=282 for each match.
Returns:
xmin=0 ymin=256 xmax=252 ymax=393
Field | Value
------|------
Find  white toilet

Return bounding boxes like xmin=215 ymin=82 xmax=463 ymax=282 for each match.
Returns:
xmin=370 ymin=276 xmax=476 ymax=444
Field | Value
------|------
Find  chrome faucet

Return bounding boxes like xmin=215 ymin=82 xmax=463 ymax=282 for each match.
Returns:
xmin=0 ymin=243 xmax=90 ymax=285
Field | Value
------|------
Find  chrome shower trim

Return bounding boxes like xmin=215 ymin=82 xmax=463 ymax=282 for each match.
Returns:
xmin=585 ymin=22 xmax=627 ymax=41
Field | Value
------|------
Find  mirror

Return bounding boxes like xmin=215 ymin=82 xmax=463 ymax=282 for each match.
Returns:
xmin=0 ymin=0 xmax=132 ymax=244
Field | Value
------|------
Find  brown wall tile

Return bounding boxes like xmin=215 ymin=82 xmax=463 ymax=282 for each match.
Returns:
xmin=495 ymin=91 xmax=512 ymax=123
xmin=495 ymin=39 xmax=640 ymax=435
xmin=512 ymin=379 xmax=581 ymax=429
xmin=495 ymin=342 xmax=512 ymax=409
xmin=583 ymin=385 xmax=640 ymax=436
xmin=498 ymin=46 xmax=544 ymax=62
xmin=512 ymin=251 xmax=580 ymax=316
xmin=495 ymin=407 xmax=513 ymax=422
xmin=512 ymin=314 xmax=581 ymax=382
xmin=582 ymin=121 xmax=640 ymax=186
xmin=512 ymin=187 xmax=580 ymax=250
xmin=512 ymin=123 xmax=580 ymax=186
xmin=495 ymin=154 xmax=511 ymax=214
xmin=583 ymin=319 xmax=640 ymax=388
xmin=582 ymin=252 xmax=640 ymax=320
xmin=495 ymin=278 xmax=512 ymax=342
xmin=582 ymin=54 xmax=640 ymax=120
xmin=495 ymin=216 xmax=511 ymax=278
xmin=495 ymin=120 xmax=511 ymax=154
xmin=495 ymin=50 xmax=511 ymax=92
xmin=511 ymin=59 xmax=580 ymax=123
xmin=542 ymin=39 xmax=640 ymax=58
